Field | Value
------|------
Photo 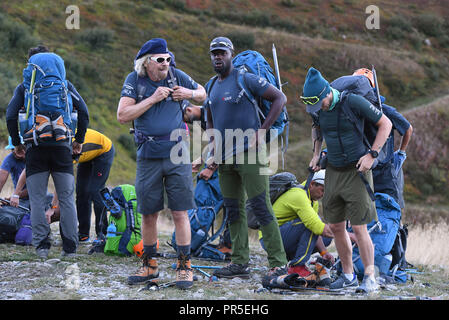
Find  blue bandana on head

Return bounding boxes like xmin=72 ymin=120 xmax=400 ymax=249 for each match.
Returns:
xmin=135 ymin=38 xmax=169 ymax=61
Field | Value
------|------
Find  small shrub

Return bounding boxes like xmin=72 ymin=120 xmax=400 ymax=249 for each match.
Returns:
xmin=226 ymin=31 xmax=255 ymax=51
xmin=414 ymin=13 xmax=443 ymax=37
xmin=388 ymin=15 xmax=413 ymax=32
xmin=280 ymin=0 xmax=296 ymax=8
xmin=77 ymin=27 xmax=115 ymax=49
xmin=0 ymin=13 xmax=38 ymax=54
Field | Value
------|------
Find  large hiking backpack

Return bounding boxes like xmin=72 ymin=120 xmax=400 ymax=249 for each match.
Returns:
xmin=205 ymin=50 xmax=289 ymax=146
xmin=350 ymin=193 xmax=410 ymax=283
xmin=330 ymin=75 xmax=393 ymax=167
xmin=0 ymin=202 xmax=29 ymax=243
xmin=171 ymin=169 xmax=228 ymax=260
xmin=101 ymin=184 xmax=142 ymax=256
xmin=20 ymin=52 xmax=76 ymax=146
xmin=331 ymin=75 xmax=379 ymax=109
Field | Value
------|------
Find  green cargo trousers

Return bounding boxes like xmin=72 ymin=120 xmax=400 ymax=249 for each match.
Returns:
xmin=218 ymin=155 xmax=287 ymax=268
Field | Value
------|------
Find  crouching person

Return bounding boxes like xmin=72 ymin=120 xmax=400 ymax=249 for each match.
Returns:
xmin=117 ymin=38 xmax=206 ymax=289
xmin=260 ymin=170 xmax=339 ymax=286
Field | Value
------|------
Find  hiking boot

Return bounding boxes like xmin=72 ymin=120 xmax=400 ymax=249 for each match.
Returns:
xmin=355 ymin=276 xmax=379 ymax=294
xmin=79 ymin=236 xmax=90 ymax=243
xmin=268 ymin=266 xmax=288 ymax=277
xmin=304 ymin=258 xmax=332 ymax=287
xmin=61 ymin=251 xmax=77 ymax=258
xmin=287 ymin=264 xmax=311 ymax=277
xmin=176 ymin=258 xmax=194 ymax=290
xmin=127 ymin=257 xmax=159 ymax=285
xmin=51 ymin=115 xmax=69 ymax=141
xmin=329 ymin=273 xmax=358 ymax=290
xmin=213 ymin=263 xmax=250 ymax=279
xmin=35 ymin=114 xmax=53 ymax=141
xmin=36 ymin=248 xmax=49 ymax=260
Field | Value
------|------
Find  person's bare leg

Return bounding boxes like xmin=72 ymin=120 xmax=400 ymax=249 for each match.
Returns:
xmin=352 ymin=224 xmax=375 ymax=277
xmin=330 ymin=221 xmax=353 ymax=274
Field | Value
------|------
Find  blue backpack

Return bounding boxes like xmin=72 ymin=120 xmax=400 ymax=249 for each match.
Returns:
xmin=20 ymin=52 xmax=76 ymax=146
xmin=171 ymin=169 xmax=228 ymax=260
xmin=15 ymin=213 xmax=32 ymax=246
xmin=350 ymin=193 xmax=410 ymax=283
xmin=205 ymin=50 xmax=289 ymax=146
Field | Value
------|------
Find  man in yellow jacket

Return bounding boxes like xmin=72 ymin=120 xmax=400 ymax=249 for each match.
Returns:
xmin=260 ymin=170 xmax=343 ymax=277
xmin=74 ymin=128 xmax=115 ymax=242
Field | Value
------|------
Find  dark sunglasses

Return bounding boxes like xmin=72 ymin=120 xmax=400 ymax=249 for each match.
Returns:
xmin=149 ymin=56 xmax=171 ymax=64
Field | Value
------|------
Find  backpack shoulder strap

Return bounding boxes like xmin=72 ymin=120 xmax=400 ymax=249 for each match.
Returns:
xmin=235 ymin=67 xmax=265 ymax=123
xmin=339 ymin=92 xmax=372 ymax=149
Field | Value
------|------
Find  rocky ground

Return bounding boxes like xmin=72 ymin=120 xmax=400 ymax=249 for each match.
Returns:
xmin=1 ymin=225 xmax=448 ymax=302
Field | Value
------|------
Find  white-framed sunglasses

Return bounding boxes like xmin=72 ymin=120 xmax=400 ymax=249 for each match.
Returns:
xmin=148 ymin=56 xmax=171 ymax=64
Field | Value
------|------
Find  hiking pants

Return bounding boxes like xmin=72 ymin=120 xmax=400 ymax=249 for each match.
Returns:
xmin=26 ymin=145 xmax=78 ymax=253
xmin=218 ymin=159 xmax=287 ymax=268
xmin=76 ymin=145 xmax=114 ymax=238
xmin=260 ymin=218 xmax=332 ymax=266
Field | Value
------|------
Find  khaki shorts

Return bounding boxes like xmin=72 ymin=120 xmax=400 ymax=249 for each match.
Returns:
xmin=322 ymin=164 xmax=377 ymax=225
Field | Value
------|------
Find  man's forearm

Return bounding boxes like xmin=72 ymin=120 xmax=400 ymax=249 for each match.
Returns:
xmin=399 ymin=125 xmax=413 ymax=152
xmin=372 ymin=115 xmax=392 ymax=152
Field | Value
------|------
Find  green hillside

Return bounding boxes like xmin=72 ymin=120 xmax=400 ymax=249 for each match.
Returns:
xmin=1 ymin=0 xmax=448 ymax=206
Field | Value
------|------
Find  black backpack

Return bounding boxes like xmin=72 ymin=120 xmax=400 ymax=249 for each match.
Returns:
xmin=390 ymin=224 xmax=410 ymax=270
xmin=247 ymin=172 xmax=310 ymax=230
xmin=0 ymin=204 xmax=29 ymax=243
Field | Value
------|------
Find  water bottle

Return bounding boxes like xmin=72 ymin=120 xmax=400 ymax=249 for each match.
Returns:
xmin=70 ymin=110 xmax=78 ymax=133
xmin=106 ymin=223 xmax=117 ymax=238
xmin=19 ymin=111 xmax=29 ymax=136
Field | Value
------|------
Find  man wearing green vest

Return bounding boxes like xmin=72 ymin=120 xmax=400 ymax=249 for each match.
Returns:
xmin=301 ymin=67 xmax=392 ymax=293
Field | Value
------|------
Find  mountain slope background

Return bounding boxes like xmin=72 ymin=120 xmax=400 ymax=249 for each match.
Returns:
xmin=0 ymin=0 xmax=448 ymax=223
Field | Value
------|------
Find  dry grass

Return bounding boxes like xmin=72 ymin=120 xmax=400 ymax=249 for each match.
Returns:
xmin=407 ymin=222 xmax=449 ymax=270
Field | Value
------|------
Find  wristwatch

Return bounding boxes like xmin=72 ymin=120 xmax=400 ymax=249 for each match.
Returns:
xmin=368 ymin=149 xmax=379 ymax=158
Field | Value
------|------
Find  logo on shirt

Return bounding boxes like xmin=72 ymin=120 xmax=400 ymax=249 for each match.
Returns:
xmin=122 ymin=84 xmax=134 ymax=96
xmin=222 ymin=91 xmax=232 ymax=102
xmin=369 ymin=104 xmax=381 ymax=116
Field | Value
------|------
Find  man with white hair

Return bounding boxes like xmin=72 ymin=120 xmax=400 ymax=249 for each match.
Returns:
xmin=117 ymin=38 xmax=206 ymax=290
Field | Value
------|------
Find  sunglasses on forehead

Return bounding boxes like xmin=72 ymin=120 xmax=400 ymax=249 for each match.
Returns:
xmin=300 ymin=86 xmax=327 ymax=105
xmin=149 ymin=56 xmax=171 ymax=64
xmin=210 ymin=41 xmax=233 ymax=50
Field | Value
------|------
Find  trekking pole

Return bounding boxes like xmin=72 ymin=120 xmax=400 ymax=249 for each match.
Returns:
xmin=0 ymin=197 xmax=30 ymax=212
xmin=171 ymin=263 xmax=261 ymax=272
xmin=272 ymin=44 xmax=284 ymax=92
xmin=25 ymin=67 xmax=37 ymax=119
xmin=196 ymin=268 xmax=219 ymax=282
xmin=170 ymin=263 xmax=218 ymax=281
xmin=331 ymin=220 xmax=382 ymax=271
xmin=371 ymin=65 xmax=383 ymax=112
xmin=272 ymin=43 xmax=289 ymax=169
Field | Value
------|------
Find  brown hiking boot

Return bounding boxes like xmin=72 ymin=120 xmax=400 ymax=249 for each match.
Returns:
xmin=127 ymin=257 xmax=159 ymax=285
xmin=176 ymin=258 xmax=194 ymax=290
xmin=304 ymin=258 xmax=332 ymax=287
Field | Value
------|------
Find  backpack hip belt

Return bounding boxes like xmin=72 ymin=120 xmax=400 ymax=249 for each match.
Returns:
xmin=133 ymin=128 xmax=183 ymax=144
